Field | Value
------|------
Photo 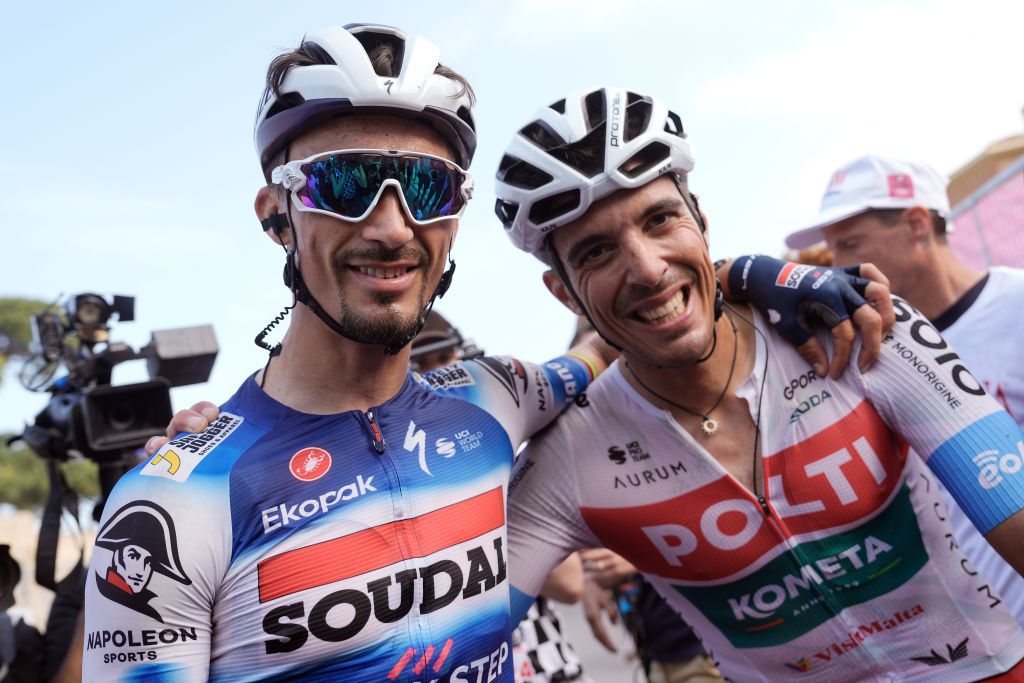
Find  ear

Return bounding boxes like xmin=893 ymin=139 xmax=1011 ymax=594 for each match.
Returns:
xmin=904 ymin=206 xmax=932 ymax=244
xmin=255 ymin=186 xmax=291 ymax=248
xmin=542 ymin=270 xmax=583 ymax=316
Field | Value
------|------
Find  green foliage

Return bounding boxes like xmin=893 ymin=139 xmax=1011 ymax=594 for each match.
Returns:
xmin=0 ymin=436 xmax=100 ymax=509
xmin=0 ymin=297 xmax=53 ymax=358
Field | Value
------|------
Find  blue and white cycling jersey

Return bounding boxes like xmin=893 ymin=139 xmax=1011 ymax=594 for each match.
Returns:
xmin=83 ymin=354 xmax=592 ymax=683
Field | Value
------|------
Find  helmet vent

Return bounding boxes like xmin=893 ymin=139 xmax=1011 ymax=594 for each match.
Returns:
xmin=619 ymin=142 xmax=670 ymax=179
xmin=495 ymin=199 xmax=520 ymax=229
xmin=549 ymin=98 xmax=567 ymax=114
xmin=520 ymin=121 xmax=567 ymax=151
xmin=497 ymin=155 xmax=554 ymax=190
xmin=456 ymin=106 xmax=475 ymax=131
xmin=265 ymin=92 xmax=306 ymax=120
xmin=529 ymin=189 xmax=581 ymax=226
xmin=583 ymin=90 xmax=606 ymax=131
xmin=351 ymin=32 xmax=405 ymax=76
xmin=664 ymin=111 xmax=686 ymax=138
xmin=624 ymin=99 xmax=652 ymax=143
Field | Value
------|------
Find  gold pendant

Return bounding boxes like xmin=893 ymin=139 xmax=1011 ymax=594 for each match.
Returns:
xmin=701 ymin=417 xmax=719 ymax=436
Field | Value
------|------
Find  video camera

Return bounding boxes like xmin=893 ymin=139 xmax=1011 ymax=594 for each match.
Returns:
xmin=14 ymin=293 xmax=217 ymax=496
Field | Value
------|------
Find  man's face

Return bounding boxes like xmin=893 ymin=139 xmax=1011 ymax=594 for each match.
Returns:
xmin=276 ymin=115 xmax=459 ymax=347
xmin=115 ymin=544 xmax=153 ymax=593
xmin=547 ymin=176 xmax=717 ymax=366
xmin=824 ymin=210 xmax=915 ymax=293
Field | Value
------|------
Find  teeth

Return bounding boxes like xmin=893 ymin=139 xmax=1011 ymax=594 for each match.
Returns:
xmin=637 ymin=289 xmax=688 ymax=323
xmin=359 ymin=266 xmax=406 ymax=279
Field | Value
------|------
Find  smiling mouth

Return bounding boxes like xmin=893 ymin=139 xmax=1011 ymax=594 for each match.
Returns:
xmin=354 ymin=266 xmax=416 ymax=280
xmin=635 ymin=285 xmax=691 ymax=325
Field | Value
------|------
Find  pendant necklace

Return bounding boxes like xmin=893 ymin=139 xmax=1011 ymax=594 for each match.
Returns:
xmin=625 ymin=314 xmax=738 ymax=436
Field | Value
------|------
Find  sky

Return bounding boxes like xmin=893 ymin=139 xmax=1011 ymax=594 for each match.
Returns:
xmin=2 ymin=0 xmax=1022 ymax=432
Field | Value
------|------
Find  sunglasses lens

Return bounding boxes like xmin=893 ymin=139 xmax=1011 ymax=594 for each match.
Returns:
xmin=297 ymin=153 xmax=465 ymax=222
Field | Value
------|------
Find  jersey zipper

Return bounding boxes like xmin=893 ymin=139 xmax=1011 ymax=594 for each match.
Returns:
xmin=365 ymin=409 xmax=387 ymax=453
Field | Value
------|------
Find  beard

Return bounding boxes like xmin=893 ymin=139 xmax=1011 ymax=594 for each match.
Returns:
xmin=331 ymin=245 xmax=433 ymax=348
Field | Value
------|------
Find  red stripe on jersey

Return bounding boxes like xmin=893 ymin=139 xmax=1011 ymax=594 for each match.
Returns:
xmin=581 ymin=401 xmax=907 ymax=582
xmin=258 ymin=487 xmax=505 ymax=602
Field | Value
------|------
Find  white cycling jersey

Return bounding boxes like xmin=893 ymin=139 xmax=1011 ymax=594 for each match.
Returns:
xmin=508 ymin=299 xmax=1024 ymax=682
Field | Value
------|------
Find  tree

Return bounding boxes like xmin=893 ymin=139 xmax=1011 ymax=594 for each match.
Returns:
xmin=0 ymin=297 xmax=55 ymax=385
xmin=0 ymin=435 xmax=99 ymax=509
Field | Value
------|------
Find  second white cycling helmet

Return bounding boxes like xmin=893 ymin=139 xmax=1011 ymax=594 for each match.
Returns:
xmin=494 ymin=87 xmax=695 ymax=257
xmin=255 ymin=24 xmax=477 ymax=178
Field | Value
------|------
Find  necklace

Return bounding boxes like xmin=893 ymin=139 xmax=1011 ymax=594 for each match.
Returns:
xmin=625 ymin=315 xmax=738 ymax=436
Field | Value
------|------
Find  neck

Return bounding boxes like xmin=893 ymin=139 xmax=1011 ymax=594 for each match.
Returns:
xmin=257 ymin=305 xmax=412 ymax=413
xmin=623 ymin=306 xmax=757 ymax=411
xmin=899 ymin=245 xmax=985 ymax=320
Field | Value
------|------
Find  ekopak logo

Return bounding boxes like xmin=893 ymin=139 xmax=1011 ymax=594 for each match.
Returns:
xmin=289 ymin=447 xmax=332 ymax=482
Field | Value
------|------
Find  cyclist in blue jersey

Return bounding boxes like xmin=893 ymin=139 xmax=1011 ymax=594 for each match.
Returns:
xmin=88 ymin=26 xmax=894 ymax=683
xmin=497 ymin=87 xmax=1024 ymax=682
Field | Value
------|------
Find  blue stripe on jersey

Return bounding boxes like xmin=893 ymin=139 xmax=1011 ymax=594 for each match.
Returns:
xmin=928 ymin=410 xmax=1024 ymax=533
xmin=510 ymin=586 xmax=536 ymax=626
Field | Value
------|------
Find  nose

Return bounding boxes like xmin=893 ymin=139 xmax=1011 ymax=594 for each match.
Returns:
xmin=622 ymin=234 xmax=667 ymax=287
xmin=359 ymin=186 xmax=415 ymax=250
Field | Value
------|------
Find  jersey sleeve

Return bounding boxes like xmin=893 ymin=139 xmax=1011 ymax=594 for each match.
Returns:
xmin=82 ymin=438 xmax=234 ymax=681
xmin=419 ymin=354 xmax=594 ymax=449
xmin=505 ymin=423 xmax=600 ymax=623
xmin=851 ymin=296 xmax=1024 ymax=534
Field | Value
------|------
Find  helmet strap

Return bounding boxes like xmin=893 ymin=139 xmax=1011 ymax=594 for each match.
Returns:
xmin=546 ymin=237 xmax=622 ymax=353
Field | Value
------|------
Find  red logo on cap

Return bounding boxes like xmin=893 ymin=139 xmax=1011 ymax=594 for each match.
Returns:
xmin=827 ymin=170 xmax=846 ymax=190
xmin=887 ymin=174 xmax=914 ymax=199
xmin=289 ymin=447 xmax=332 ymax=482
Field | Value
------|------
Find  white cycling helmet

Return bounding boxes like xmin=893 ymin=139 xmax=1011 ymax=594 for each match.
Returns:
xmin=255 ymin=24 xmax=476 ymax=179
xmin=494 ymin=87 xmax=695 ymax=257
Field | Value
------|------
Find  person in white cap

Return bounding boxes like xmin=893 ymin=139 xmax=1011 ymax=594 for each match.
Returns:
xmin=787 ymin=154 xmax=1024 ymax=625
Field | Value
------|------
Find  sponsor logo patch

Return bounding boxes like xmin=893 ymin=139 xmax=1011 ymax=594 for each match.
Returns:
xmin=289 ymin=447 xmax=332 ymax=482
xmin=775 ymin=263 xmax=813 ymax=289
xmin=93 ymin=501 xmax=192 ymax=622
xmin=887 ymin=173 xmax=914 ymax=199
xmin=141 ymin=413 xmax=243 ymax=483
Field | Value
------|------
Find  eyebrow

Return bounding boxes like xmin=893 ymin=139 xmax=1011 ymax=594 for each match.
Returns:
xmin=564 ymin=197 xmax=687 ymax=265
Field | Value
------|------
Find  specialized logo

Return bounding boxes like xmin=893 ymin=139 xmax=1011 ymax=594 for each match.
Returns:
xmin=258 ymin=488 xmax=507 ymax=654
xmin=141 ymin=413 xmax=243 ymax=483
xmin=887 ymin=173 xmax=914 ymax=198
xmin=973 ymin=441 xmax=1023 ymax=490
xmin=775 ymin=263 xmax=813 ymax=289
xmin=910 ymin=637 xmax=969 ymax=666
xmin=607 ymin=441 xmax=651 ymax=465
xmin=262 ymin=474 xmax=376 ymax=533
xmin=289 ymin=447 xmax=332 ymax=482
xmin=93 ymin=501 xmax=191 ymax=622
xmin=384 ymin=79 xmax=394 ymax=95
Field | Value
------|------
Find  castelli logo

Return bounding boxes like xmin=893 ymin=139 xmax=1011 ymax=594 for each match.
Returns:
xmin=289 ymin=447 xmax=332 ymax=482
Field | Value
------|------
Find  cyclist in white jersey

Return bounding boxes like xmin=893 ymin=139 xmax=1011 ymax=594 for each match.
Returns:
xmin=787 ymin=154 xmax=1024 ymax=626
xmin=496 ymin=87 xmax=1024 ymax=682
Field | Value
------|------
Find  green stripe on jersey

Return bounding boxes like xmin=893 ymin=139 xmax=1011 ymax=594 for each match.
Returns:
xmin=673 ymin=485 xmax=927 ymax=648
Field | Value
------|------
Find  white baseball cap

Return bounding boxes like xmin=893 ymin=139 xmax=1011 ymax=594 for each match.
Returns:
xmin=786 ymin=155 xmax=951 ymax=249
